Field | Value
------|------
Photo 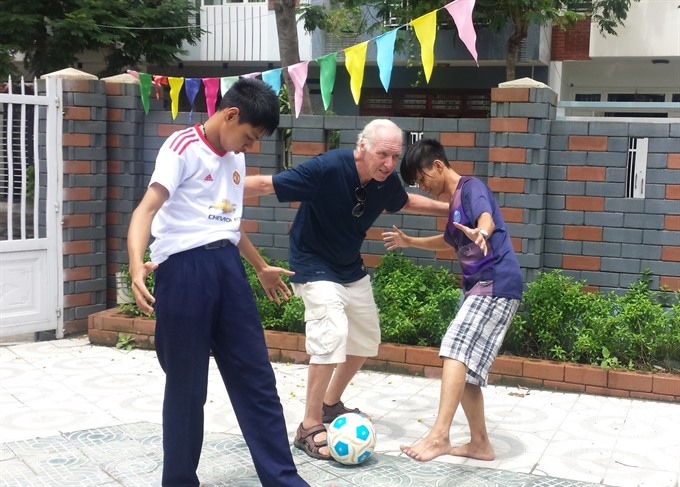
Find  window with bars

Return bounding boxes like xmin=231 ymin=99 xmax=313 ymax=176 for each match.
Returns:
xmin=575 ymin=93 xmax=601 ymax=102
xmin=625 ymin=137 xmax=648 ymax=199
xmin=360 ymin=89 xmax=490 ymax=118
xmin=606 ymin=93 xmax=667 ymax=118
xmin=407 ymin=131 xmax=423 ymax=146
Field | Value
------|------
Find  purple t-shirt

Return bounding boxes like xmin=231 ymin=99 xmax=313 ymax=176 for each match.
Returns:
xmin=443 ymin=177 xmax=522 ymax=299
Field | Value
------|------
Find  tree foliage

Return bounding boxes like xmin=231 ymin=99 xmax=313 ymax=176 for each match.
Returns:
xmin=298 ymin=0 xmax=637 ymax=81
xmin=272 ymin=0 xmax=313 ymax=115
xmin=0 ymin=0 xmax=201 ymax=79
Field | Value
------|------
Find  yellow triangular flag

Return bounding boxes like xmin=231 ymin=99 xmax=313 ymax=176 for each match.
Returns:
xmin=168 ymin=77 xmax=184 ymax=120
xmin=344 ymin=41 xmax=369 ymax=105
xmin=410 ymin=10 xmax=437 ymax=83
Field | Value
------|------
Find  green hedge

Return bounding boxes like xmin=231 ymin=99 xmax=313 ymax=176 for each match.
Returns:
xmin=119 ymin=251 xmax=679 ymax=373
xmin=372 ymin=252 xmax=461 ymax=348
xmin=504 ymin=269 xmax=680 ymax=372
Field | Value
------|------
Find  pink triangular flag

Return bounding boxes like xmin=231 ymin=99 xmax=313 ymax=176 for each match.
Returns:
xmin=287 ymin=61 xmax=309 ymax=118
xmin=444 ymin=0 xmax=479 ymax=66
xmin=202 ymin=78 xmax=220 ymax=117
xmin=152 ymin=75 xmax=168 ymax=99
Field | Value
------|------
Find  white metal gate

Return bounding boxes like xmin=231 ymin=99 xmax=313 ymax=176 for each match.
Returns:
xmin=0 ymin=76 xmax=63 ymax=338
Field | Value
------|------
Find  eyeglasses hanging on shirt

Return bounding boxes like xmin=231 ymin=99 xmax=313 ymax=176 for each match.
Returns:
xmin=352 ymin=186 xmax=366 ymax=218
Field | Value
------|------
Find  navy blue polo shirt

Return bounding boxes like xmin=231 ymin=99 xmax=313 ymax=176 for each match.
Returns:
xmin=272 ymin=148 xmax=408 ymax=284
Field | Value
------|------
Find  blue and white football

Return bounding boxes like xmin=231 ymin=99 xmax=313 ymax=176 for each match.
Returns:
xmin=327 ymin=412 xmax=376 ymax=465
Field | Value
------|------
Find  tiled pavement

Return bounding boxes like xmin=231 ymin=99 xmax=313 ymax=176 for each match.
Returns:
xmin=1 ymin=336 xmax=678 ymax=486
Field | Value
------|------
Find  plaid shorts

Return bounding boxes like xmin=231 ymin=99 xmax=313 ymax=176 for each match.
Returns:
xmin=440 ymin=295 xmax=520 ymax=387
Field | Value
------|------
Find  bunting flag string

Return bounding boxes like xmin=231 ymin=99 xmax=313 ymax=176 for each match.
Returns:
xmin=410 ymin=11 xmax=438 ymax=84
xmin=220 ymin=76 xmax=238 ymax=97
xmin=445 ymin=0 xmax=479 ymax=66
xmin=344 ymin=41 xmax=369 ymax=105
xmin=152 ymin=76 xmax=167 ymax=99
xmin=128 ymin=0 xmax=478 ymax=117
xmin=287 ymin=61 xmax=309 ymax=118
xmin=185 ymin=78 xmax=201 ymax=122
xmin=375 ymin=29 xmax=398 ymax=93
xmin=202 ymin=77 xmax=220 ymax=117
xmin=262 ymin=68 xmax=283 ymax=97
xmin=138 ymin=72 xmax=152 ymax=114
xmin=317 ymin=53 xmax=337 ymax=111
xmin=168 ymin=77 xmax=184 ymax=120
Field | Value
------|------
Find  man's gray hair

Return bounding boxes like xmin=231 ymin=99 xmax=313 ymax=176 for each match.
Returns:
xmin=356 ymin=119 xmax=402 ymax=150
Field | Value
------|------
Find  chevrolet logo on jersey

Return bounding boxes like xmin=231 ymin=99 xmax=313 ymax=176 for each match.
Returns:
xmin=210 ymin=199 xmax=237 ymax=213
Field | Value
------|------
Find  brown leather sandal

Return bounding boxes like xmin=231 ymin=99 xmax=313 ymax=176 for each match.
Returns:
xmin=293 ymin=422 xmax=332 ymax=460
xmin=322 ymin=400 xmax=366 ymax=423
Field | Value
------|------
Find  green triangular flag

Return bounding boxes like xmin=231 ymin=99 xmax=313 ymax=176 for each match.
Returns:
xmin=138 ymin=72 xmax=152 ymax=114
xmin=317 ymin=53 xmax=337 ymax=111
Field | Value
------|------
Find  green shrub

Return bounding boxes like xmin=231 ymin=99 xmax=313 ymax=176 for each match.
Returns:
xmin=372 ymin=252 xmax=461 ymax=347
xmin=503 ymin=269 xmax=680 ymax=372
xmin=599 ymin=271 xmax=680 ymax=371
xmin=503 ymin=270 xmax=613 ymax=363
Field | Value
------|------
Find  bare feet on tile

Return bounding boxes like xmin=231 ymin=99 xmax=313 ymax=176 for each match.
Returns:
xmin=400 ymin=434 xmax=452 ymax=462
xmin=450 ymin=441 xmax=495 ymax=461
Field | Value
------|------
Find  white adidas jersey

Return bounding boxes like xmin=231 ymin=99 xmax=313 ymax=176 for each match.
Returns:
xmin=149 ymin=125 xmax=244 ymax=264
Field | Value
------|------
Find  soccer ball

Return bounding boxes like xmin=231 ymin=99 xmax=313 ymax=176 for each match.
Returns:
xmin=327 ymin=413 xmax=376 ymax=465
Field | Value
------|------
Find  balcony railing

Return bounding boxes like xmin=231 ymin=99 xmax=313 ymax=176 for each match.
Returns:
xmin=557 ymin=101 xmax=680 ymax=119
xmin=183 ymin=1 xmax=313 ymax=63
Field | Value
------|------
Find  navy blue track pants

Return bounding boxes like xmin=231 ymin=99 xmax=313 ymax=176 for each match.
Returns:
xmin=153 ymin=242 xmax=308 ymax=487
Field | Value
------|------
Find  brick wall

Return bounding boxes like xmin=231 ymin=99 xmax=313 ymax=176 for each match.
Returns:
xmin=57 ymin=79 xmax=679 ymax=333
xmin=545 ymin=121 xmax=680 ymax=291
xmin=552 ymin=19 xmax=591 ymax=61
xmin=61 ymin=79 xmax=108 ymax=335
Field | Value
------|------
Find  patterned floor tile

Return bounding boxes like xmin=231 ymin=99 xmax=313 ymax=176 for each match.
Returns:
xmin=0 ymin=423 xmax=604 ymax=487
xmin=1 ymin=337 xmax=678 ymax=487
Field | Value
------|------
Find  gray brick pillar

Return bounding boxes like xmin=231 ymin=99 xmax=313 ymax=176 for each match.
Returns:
xmin=489 ymin=81 xmax=557 ymax=284
xmin=60 ymin=76 xmax=108 ymax=333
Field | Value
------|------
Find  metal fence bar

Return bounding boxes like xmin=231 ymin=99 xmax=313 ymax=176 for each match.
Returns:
xmin=32 ymin=78 xmax=39 ymax=236
xmin=6 ymin=76 xmax=14 ymax=240
xmin=19 ymin=78 xmax=27 ymax=240
xmin=558 ymin=101 xmax=680 ymax=111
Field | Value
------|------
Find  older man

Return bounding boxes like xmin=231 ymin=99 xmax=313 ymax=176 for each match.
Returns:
xmin=245 ymin=119 xmax=448 ymax=460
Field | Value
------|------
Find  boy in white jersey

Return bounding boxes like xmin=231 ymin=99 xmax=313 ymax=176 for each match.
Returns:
xmin=127 ymin=78 xmax=309 ymax=487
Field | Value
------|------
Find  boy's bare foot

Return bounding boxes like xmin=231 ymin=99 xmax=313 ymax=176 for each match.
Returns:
xmin=450 ymin=441 xmax=495 ymax=461
xmin=400 ymin=435 xmax=452 ymax=462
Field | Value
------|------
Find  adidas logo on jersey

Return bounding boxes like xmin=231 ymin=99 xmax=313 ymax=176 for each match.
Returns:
xmin=204 ymin=174 xmax=214 ymax=182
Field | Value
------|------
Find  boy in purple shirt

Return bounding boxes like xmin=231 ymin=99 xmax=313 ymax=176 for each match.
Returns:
xmin=383 ymin=138 xmax=522 ymax=462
